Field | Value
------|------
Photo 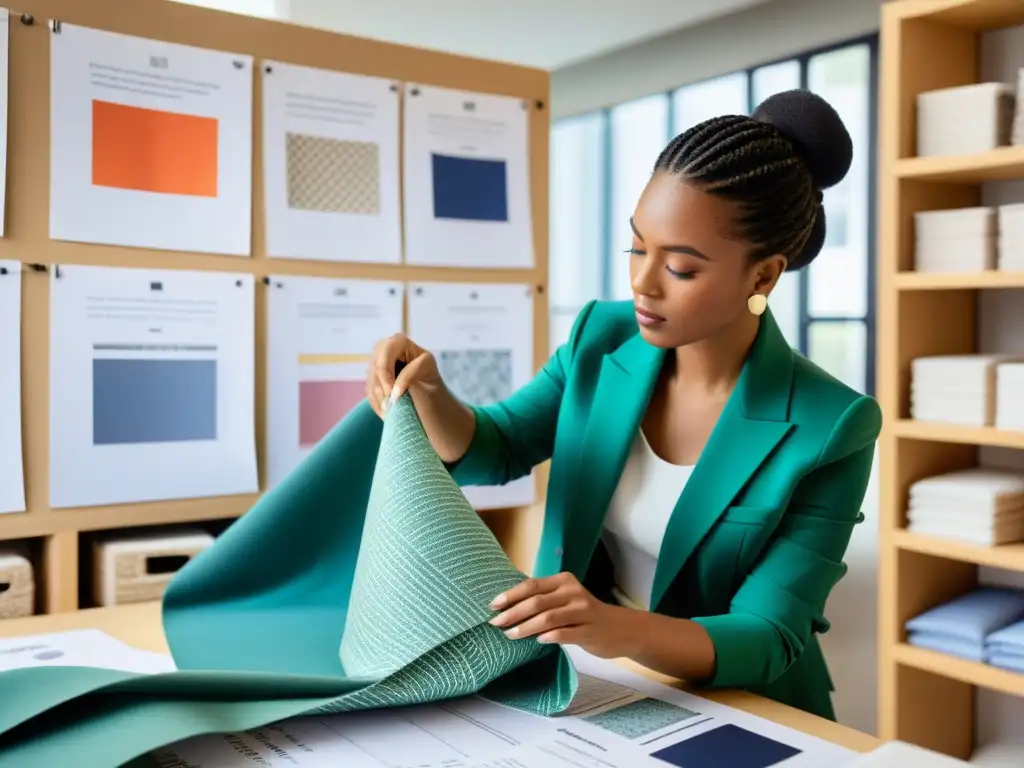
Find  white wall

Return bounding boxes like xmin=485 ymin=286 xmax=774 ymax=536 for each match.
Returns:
xmin=550 ymin=0 xmax=881 ymax=119
xmin=170 ymin=0 xmax=290 ymax=19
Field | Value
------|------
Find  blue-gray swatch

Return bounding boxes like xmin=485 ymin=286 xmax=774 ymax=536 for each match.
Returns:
xmin=92 ymin=358 xmax=217 ymax=445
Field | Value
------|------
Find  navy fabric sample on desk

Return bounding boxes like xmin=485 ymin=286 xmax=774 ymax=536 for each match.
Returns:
xmin=649 ymin=723 xmax=801 ymax=768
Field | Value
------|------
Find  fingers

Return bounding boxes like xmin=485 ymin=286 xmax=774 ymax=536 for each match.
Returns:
xmin=390 ymin=352 xmax=435 ymax=402
xmin=489 ymin=591 xmax=566 ymax=630
xmin=368 ymin=334 xmax=420 ymax=417
xmin=490 ymin=576 xmax=557 ymax=610
xmin=500 ymin=607 xmax=580 ymax=642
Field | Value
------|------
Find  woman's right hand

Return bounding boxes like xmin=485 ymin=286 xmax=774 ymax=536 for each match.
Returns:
xmin=366 ymin=333 xmax=444 ymax=418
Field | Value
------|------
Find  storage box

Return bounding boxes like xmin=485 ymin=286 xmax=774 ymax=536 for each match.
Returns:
xmin=92 ymin=529 xmax=214 ymax=607
xmin=0 ymin=548 xmax=35 ymax=619
xmin=917 ymin=83 xmax=1015 ymax=157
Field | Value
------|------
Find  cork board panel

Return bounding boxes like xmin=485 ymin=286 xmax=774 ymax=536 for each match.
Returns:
xmin=0 ymin=0 xmax=550 ymax=609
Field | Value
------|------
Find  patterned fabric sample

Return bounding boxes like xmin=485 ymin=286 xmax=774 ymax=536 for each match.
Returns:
xmin=285 ymin=132 xmax=380 ymax=214
xmin=437 ymin=348 xmax=514 ymax=406
xmin=0 ymin=396 xmax=578 ymax=768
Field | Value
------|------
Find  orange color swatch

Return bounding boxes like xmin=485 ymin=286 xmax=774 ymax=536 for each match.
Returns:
xmin=91 ymin=100 xmax=219 ymax=197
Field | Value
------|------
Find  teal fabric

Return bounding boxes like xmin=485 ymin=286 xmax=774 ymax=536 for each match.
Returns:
xmin=0 ymin=396 xmax=578 ymax=767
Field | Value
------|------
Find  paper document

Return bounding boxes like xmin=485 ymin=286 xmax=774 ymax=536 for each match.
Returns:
xmin=0 ymin=9 xmax=9 ymax=237
xmin=266 ymin=276 xmax=403 ymax=488
xmin=408 ymin=282 xmax=536 ymax=510
xmin=49 ymin=265 xmax=258 ymax=508
xmin=49 ymin=23 xmax=253 ymax=255
xmin=0 ymin=260 xmax=24 ymax=513
xmin=262 ymin=61 xmax=401 ymax=263
xmin=0 ymin=629 xmax=175 ymax=674
xmin=403 ymin=84 xmax=534 ymax=268
xmin=152 ymin=646 xmax=855 ymax=767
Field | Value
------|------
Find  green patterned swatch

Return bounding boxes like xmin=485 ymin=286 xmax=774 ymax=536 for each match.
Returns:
xmin=0 ymin=396 xmax=578 ymax=767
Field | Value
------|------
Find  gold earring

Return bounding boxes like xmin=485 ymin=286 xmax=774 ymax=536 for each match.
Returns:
xmin=748 ymin=294 xmax=767 ymax=316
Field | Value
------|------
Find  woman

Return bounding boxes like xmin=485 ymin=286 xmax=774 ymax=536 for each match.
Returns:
xmin=365 ymin=89 xmax=881 ymax=722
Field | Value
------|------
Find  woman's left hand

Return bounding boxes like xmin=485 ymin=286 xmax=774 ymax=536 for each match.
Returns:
xmin=488 ymin=572 xmax=645 ymax=659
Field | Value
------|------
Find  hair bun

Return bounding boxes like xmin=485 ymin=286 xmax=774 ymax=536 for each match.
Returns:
xmin=751 ymin=89 xmax=853 ymax=190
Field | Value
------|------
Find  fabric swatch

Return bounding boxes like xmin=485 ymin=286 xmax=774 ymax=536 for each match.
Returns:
xmin=286 ymin=133 xmax=380 ymax=214
xmin=0 ymin=396 xmax=578 ymax=767
xmin=437 ymin=348 xmax=514 ymax=406
xmin=431 ymin=153 xmax=509 ymax=222
xmin=650 ymin=724 xmax=801 ymax=768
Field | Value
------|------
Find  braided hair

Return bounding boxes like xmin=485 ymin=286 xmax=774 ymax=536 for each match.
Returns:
xmin=653 ymin=89 xmax=854 ymax=271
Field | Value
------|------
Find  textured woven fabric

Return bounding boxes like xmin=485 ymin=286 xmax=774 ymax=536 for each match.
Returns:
xmin=437 ymin=348 xmax=514 ymax=406
xmin=0 ymin=396 xmax=578 ymax=767
xmin=285 ymin=133 xmax=380 ymax=214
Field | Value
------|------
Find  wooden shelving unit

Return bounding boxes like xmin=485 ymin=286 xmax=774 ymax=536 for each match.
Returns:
xmin=878 ymin=0 xmax=1024 ymax=758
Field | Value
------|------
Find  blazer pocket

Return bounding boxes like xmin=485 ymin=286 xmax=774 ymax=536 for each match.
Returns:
xmin=721 ymin=504 xmax=775 ymax=526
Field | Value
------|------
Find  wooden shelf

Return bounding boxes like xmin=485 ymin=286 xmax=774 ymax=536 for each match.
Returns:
xmin=894 ymin=271 xmax=1024 ymax=290
xmin=895 ymin=0 xmax=1024 ymax=30
xmin=879 ymin=0 xmax=1024 ymax=753
xmin=893 ymin=530 xmax=1024 ymax=572
xmin=895 ymin=146 xmax=1024 ymax=183
xmin=891 ymin=420 xmax=1024 ymax=448
xmin=893 ymin=645 xmax=1024 ymax=698
xmin=0 ymin=498 xmax=253 ymax=543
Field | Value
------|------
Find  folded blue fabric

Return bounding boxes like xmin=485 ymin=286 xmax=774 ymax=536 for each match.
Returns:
xmin=985 ymin=619 xmax=1024 ymax=652
xmin=907 ymin=631 xmax=985 ymax=662
xmin=987 ymin=652 xmax=1024 ymax=673
xmin=904 ymin=588 xmax=1024 ymax=644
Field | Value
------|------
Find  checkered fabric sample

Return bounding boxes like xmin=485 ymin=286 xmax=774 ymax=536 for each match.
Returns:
xmin=285 ymin=133 xmax=381 ymax=214
xmin=437 ymin=349 xmax=514 ymax=407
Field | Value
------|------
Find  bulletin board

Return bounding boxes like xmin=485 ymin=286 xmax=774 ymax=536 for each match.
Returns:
xmin=0 ymin=0 xmax=550 ymax=614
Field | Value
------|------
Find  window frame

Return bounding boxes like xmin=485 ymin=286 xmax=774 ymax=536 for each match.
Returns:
xmin=550 ymin=33 xmax=879 ymax=395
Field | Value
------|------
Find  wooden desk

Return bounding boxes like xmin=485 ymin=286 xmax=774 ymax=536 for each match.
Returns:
xmin=0 ymin=603 xmax=880 ymax=754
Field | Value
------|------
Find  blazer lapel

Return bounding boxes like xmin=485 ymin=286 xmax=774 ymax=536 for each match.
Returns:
xmin=649 ymin=310 xmax=796 ymax=611
xmin=556 ymin=334 xmax=665 ymax=581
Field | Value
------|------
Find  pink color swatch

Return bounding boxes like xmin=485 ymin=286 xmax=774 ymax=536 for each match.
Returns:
xmin=298 ymin=379 xmax=365 ymax=447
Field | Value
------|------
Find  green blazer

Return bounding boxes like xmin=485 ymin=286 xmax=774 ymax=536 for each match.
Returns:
xmin=449 ymin=299 xmax=881 ymax=721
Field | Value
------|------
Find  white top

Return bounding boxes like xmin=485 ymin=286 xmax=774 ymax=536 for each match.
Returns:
xmin=601 ymin=429 xmax=694 ymax=610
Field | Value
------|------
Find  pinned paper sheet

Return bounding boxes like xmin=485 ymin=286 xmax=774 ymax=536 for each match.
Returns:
xmin=266 ymin=276 xmax=403 ymax=489
xmin=0 ymin=9 xmax=9 ymax=237
xmin=48 ymin=265 xmax=258 ymax=508
xmin=403 ymin=84 xmax=534 ymax=268
xmin=408 ymin=282 xmax=536 ymax=510
xmin=262 ymin=62 xmax=402 ymax=263
xmin=0 ymin=260 xmax=24 ymax=514
xmin=49 ymin=24 xmax=253 ymax=255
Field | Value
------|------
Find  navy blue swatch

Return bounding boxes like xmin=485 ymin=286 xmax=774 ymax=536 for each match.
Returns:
xmin=651 ymin=724 xmax=801 ymax=768
xmin=93 ymin=358 xmax=217 ymax=445
xmin=431 ymin=153 xmax=508 ymax=222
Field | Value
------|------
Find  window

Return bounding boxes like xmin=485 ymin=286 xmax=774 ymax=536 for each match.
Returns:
xmin=672 ymin=72 xmax=749 ymax=133
xmin=549 ymin=114 xmax=606 ymax=350
xmin=608 ymin=95 xmax=670 ymax=300
xmin=805 ymin=43 xmax=874 ymax=393
xmin=547 ymin=35 xmax=877 ymax=395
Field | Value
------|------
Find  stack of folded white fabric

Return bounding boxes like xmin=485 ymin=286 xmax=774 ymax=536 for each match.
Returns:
xmin=995 ymin=362 xmax=1024 ymax=430
xmin=997 ymin=203 xmax=1024 ymax=270
xmin=1013 ymin=67 xmax=1024 ymax=145
xmin=914 ymin=207 xmax=996 ymax=272
xmin=917 ymin=82 xmax=1015 ymax=157
xmin=910 ymin=354 xmax=1023 ymax=426
xmin=907 ymin=468 xmax=1024 ymax=547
